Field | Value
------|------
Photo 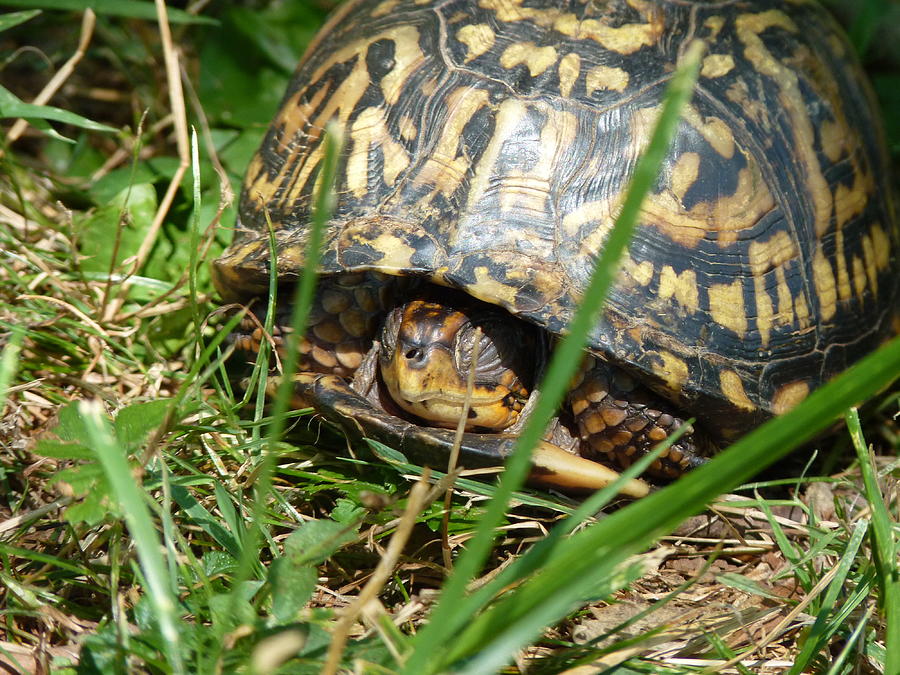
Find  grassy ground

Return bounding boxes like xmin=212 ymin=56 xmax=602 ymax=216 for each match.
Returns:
xmin=1 ymin=1 xmax=898 ymax=673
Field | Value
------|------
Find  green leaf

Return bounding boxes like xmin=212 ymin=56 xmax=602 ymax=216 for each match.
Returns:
xmin=114 ymin=399 xmax=171 ymax=451
xmin=269 ymin=559 xmax=318 ymax=624
xmin=33 ymin=439 xmax=94 ymax=460
xmin=63 ymin=496 xmax=110 ymax=527
xmin=0 ymin=9 xmax=40 ymax=32
xmin=55 ymin=401 xmax=91 ymax=443
xmin=77 ymin=183 xmax=158 ymax=275
xmin=284 ymin=519 xmax=356 ymax=567
xmin=0 ymin=0 xmax=214 ymax=25
xmin=0 ymin=84 xmax=117 ymax=133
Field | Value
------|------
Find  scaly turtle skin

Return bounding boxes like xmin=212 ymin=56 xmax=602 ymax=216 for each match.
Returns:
xmin=215 ymin=0 xmax=900 ymax=493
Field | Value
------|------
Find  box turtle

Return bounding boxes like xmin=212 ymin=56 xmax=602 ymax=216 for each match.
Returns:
xmin=214 ymin=0 xmax=900 ymax=494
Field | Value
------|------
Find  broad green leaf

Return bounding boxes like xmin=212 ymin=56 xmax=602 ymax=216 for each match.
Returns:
xmin=33 ymin=439 xmax=93 ymax=460
xmin=114 ymin=399 xmax=171 ymax=451
xmin=77 ymin=183 xmax=157 ymax=275
xmin=269 ymin=558 xmax=318 ymax=624
xmin=284 ymin=519 xmax=356 ymax=567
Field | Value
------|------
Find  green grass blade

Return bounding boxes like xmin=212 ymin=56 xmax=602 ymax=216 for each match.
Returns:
xmin=0 ymin=9 xmax=40 ymax=32
xmin=0 ymin=0 xmax=214 ymax=24
xmin=78 ymin=401 xmax=185 ymax=674
xmin=789 ymin=519 xmax=868 ymax=673
xmin=0 ymin=84 xmax=117 ymax=133
xmin=400 ymin=39 xmax=707 ymax=675
xmin=846 ymin=407 xmax=900 ymax=675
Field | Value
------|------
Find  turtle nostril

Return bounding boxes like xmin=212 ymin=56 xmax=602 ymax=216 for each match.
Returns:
xmin=405 ymin=347 xmax=425 ymax=362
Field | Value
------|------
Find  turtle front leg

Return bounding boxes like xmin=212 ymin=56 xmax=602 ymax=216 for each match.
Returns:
xmin=233 ymin=273 xmax=396 ymax=378
xmin=569 ymin=356 xmax=707 ymax=479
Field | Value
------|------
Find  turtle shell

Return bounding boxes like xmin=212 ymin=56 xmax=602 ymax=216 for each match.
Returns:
xmin=214 ymin=0 xmax=900 ymax=442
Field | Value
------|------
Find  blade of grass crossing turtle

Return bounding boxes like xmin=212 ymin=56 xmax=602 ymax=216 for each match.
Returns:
xmin=270 ymin=121 xmax=341 ymax=441
xmin=401 ymin=39 xmax=708 ymax=675
xmin=846 ymin=407 xmax=900 ymax=674
xmin=220 ymin=123 xmax=342 ymax=635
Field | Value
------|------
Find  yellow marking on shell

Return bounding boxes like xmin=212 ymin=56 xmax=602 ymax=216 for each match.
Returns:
xmin=772 ymin=380 xmax=810 ymax=415
xmin=658 ymin=266 xmax=699 ymax=313
xmin=381 ymin=26 xmax=426 ymax=105
xmin=464 ymin=98 xmax=530 ymax=214
xmin=719 ymin=370 xmax=755 ymax=411
xmin=554 ymin=14 xmax=657 ymax=54
xmin=414 ymin=87 xmax=490 ymax=197
xmin=794 ymin=293 xmax=810 ymax=329
xmin=852 ymin=255 xmax=867 ymax=301
xmin=562 ymin=199 xmax=614 ymax=240
xmin=812 ymin=246 xmax=837 ymax=321
xmin=701 ymin=54 xmax=735 ymax=78
xmin=652 ymin=351 xmax=689 ymax=391
xmin=479 ymin=0 xmax=658 ymax=52
xmin=819 ymin=119 xmax=845 ymax=163
xmin=500 ymin=108 xmax=578 ymax=221
xmin=558 ymin=52 xmax=580 ymax=98
xmin=670 ymin=152 xmax=700 ymax=203
xmin=421 ymin=77 xmax=438 ymax=97
xmin=398 ymin=115 xmax=417 ymax=141
xmin=642 ymin=163 xmax=775 ymax=247
xmin=834 ymin=171 xmax=873 ymax=229
xmin=871 ymin=223 xmax=892 ymax=272
xmin=737 ymin=11 xmax=832 ymax=237
xmin=367 ymin=231 xmax=417 ymax=272
xmin=346 ymin=107 xmax=410 ymax=198
xmin=835 ymin=229 xmax=851 ymax=302
xmin=725 ymin=79 xmax=769 ymax=126
xmin=748 ymin=230 xmax=796 ymax=275
xmin=243 ymin=84 xmax=332 ymax=215
xmin=861 ymin=232 xmax=879 ymax=297
xmin=456 ymin=23 xmax=495 ymax=63
xmin=470 ymin=266 xmax=519 ymax=307
xmin=622 ymin=255 xmax=654 ymax=286
xmin=703 ymin=16 xmax=725 ymax=38
xmin=585 ymin=64 xmax=630 ymax=94
xmin=708 ymin=280 xmax=747 ymax=336
xmin=371 ymin=0 xmax=399 ymax=17
xmin=775 ymin=266 xmax=793 ymax=327
xmin=682 ymin=106 xmax=734 ymax=159
xmin=499 ymin=42 xmax=558 ymax=77
xmin=478 ymin=0 xmax=561 ymax=27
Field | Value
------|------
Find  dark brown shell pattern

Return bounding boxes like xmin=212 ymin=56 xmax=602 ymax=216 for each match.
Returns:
xmin=214 ymin=0 xmax=900 ymax=442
